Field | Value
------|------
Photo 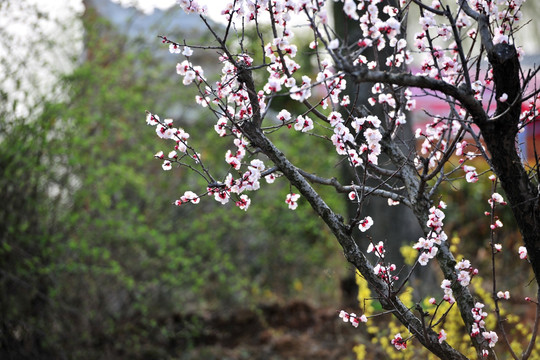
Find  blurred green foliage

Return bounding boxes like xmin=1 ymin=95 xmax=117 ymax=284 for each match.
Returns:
xmin=0 ymin=5 xmax=346 ymax=359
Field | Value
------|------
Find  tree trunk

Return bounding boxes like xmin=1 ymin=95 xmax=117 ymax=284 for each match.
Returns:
xmin=476 ymin=43 xmax=540 ymax=284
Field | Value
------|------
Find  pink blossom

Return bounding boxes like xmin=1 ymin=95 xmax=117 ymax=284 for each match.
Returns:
xmin=358 ymin=216 xmax=374 ymax=232
xmin=265 ymin=174 xmax=276 ymax=184
xmin=418 ymin=252 xmax=431 ymax=266
xmin=285 ymin=193 xmax=300 ymax=210
xmin=519 ymin=246 xmax=528 ymax=259
xmin=169 ymin=43 xmax=181 ymax=54
xmin=482 ymin=331 xmax=498 ymax=348
xmin=328 ymin=112 xmax=343 ymax=127
xmin=493 ymin=27 xmax=509 ymax=44
xmin=327 ymin=39 xmax=339 ymax=50
xmin=182 ymin=46 xmax=193 ymax=57
xmin=146 ymin=112 xmax=159 ymax=126
xmin=438 ymin=329 xmax=447 ymax=343
xmin=391 ymin=333 xmax=407 ymax=350
xmin=387 ymin=199 xmax=400 ymax=206
xmin=471 ymin=323 xmax=480 ymax=337
xmin=339 ymin=310 xmax=349 ymax=322
xmin=235 ymin=194 xmax=251 ymax=211
xmin=367 ymin=241 xmax=385 ymax=257
xmin=214 ymin=190 xmax=230 ymax=205
xmin=466 ymin=171 xmax=479 ymax=183
xmin=490 ymin=193 xmax=507 ymax=206
xmin=294 ymin=115 xmax=314 ymax=132
xmin=457 ymin=270 xmax=471 ymax=286
xmin=490 ymin=219 xmax=503 ymax=229
xmin=277 ymin=109 xmax=291 ymax=122
xmin=162 ymin=160 xmax=172 ymax=171
xmin=343 ymin=0 xmax=359 ymax=20
xmin=214 ymin=117 xmax=228 ymax=137
xmin=176 ymin=190 xmax=200 ymax=205
xmin=441 ymin=279 xmax=455 ymax=303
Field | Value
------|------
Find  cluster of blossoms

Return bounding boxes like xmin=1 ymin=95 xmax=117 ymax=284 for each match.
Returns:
xmin=154 ymin=34 xmax=315 ymax=211
xmin=372 ymin=262 xmax=397 ymax=282
xmin=414 ymin=6 xmax=470 ymax=84
xmin=497 ymin=290 xmax=510 ymax=300
xmin=390 ymin=333 xmax=407 ymax=350
xmin=293 ymin=115 xmax=314 ymax=132
xmin=162 ymin=0 xmax=522 ymax=220
xmin=316 ymin=60 xmax=347 ymax=109
xmin=264 ymin=36 xmax=302 ymax=96
xmin=285 ymin=193 xmax=301 ymax=210
xmin=169 ymin=43 xmax=193 ymax=57
xmin=367 ymin=241 xmax=398 ymax=282
xmin=147 ymin=113 xmax=193 ymax=168
xmin=367 ymin=83 xmax=411 ymax=128
xmin=176 ymin=59 xmax=205 ymax=86
xmin=438 ymin=254 xmax=478 ymax=304
xmin=520 ymin=96 xmax=540 ymax=129
xmin=440 ymin=279 xmax=456 ymax=304
xmin=469 ymin=0 xmax=524 ymax=45
xmin=413 ymin=0 xmax=523 ymax=85
xmin=455 ymin=258 xmax=478 ymax=287
xmin=470 ymin=302 xmax=498 ymax=350
xmin=147 ymin=111 xmax=284 ymax=210
xmin=177 ymin=0 xmax=208 ymax=14
xmin=413 ymin=201 xmax=448 ymax=266
xmin=175 ymin=190 xmax=200 ymax=205
xmin=415 ymin=118 xmax=461 ymax=170
xmin=339 ymin=310 xmax=368 ymax=328
xmin=328 ymin=112 xmax=385 ymax=178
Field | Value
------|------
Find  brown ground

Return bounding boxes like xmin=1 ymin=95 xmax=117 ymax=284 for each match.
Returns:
xmin=172 ymin=301 xmax=362 ymax=360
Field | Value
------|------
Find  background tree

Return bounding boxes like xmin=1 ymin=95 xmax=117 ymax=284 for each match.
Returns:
xmin=148 ymin=0 xmax=540 ymax=359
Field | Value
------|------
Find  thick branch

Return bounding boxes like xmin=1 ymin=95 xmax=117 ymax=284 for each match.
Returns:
xmin=477 ymin=45 xmax=540 ymax=283
xmin=344 ymin=66 xmax=488 ymax=125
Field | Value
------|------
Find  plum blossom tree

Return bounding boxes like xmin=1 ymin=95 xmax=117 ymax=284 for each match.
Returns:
xmin=146 ymin=0 xmax=540 ymax=358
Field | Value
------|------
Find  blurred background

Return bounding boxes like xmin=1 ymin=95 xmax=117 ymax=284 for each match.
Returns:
xmin=0 ymin=1 xmax=538 ymax=359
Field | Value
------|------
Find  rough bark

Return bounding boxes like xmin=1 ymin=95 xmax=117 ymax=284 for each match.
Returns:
xmin=476 ymin=43 xmax=540 ymax=283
